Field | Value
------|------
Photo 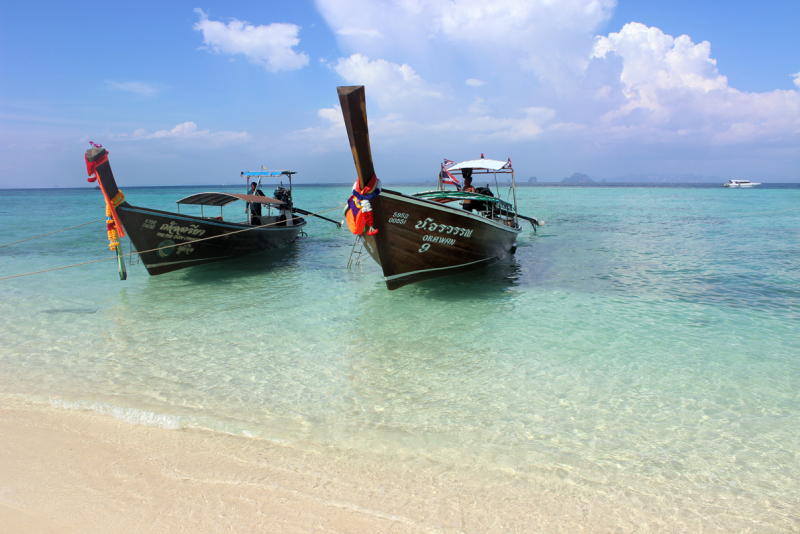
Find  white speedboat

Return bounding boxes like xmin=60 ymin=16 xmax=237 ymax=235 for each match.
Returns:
xmin=724 ymin=179 xmax=761 ymax=188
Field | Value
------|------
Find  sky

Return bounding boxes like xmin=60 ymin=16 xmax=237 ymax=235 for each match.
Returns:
xmin=1 ymin=0 xmax=798 ymax=187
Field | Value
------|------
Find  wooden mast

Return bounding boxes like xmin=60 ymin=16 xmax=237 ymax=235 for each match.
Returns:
xmin=337 ymin=86 xmax=375 ymax=192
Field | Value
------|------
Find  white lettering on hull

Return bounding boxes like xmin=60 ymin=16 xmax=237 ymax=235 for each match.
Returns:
xmin=422 ymin=235 xmax=456 ymax=245
xmin=389 ymin=212 xmax=409 ymax=224
xmin=155 ymin=232 xmax=199 ymax=242
xmin=414 ymin=217 xmax=472 ymax=238
xmin=159 ymin=221 xmax=206 ymax=237
xmin=151 ymin=221 xmax=209 ymax=242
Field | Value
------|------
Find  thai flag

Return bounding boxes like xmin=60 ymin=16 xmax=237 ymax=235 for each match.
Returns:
xmin=441 ymin=164 xmax=461 ymax=190
xmin=505 ymin=157 xmax=512 ymax=169
xmin=443 ymin=159 xmax=455 ymax=168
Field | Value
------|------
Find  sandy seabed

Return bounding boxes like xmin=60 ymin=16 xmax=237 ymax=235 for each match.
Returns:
xmin=0 ymin=400 xmax=780 ymax=533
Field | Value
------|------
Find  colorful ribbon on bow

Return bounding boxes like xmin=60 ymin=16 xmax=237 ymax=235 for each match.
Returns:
xmin=85 ymin=147 xmax=126 ymax=238
xmin=344 ymin=175 xmax=381 ymax=235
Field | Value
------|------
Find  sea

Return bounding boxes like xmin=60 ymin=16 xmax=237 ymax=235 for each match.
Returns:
xmin=1 ymin=183 xmax=799 ymax=531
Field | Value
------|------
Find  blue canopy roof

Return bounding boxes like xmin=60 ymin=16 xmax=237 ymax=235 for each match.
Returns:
xmin=241 ymin=170 xmax=296 ymax=178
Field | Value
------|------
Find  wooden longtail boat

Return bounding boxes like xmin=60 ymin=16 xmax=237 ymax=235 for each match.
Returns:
xmin=85 ymin=146 xmax=309 ymax=276
xmin=338 ymin=85 xmax=543 ymax=290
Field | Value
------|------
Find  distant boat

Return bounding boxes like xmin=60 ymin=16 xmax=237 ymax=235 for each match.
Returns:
xmin=724 ymin=180 xmax=761 ymax=188
xmin=85 ymin=146 xmax=309 ymax=276
xmin=337 ymin=85 xmax=543 ymax=290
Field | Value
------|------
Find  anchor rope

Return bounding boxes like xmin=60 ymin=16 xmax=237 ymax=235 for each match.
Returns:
xmin=0 ymin=206 xmax=343 ymax=281
xmin=0 ymin=218 xmax=106 ymax=248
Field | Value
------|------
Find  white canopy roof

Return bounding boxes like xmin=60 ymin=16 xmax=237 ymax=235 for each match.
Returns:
xmin=448 ymin=159 xmax=509 ymax=171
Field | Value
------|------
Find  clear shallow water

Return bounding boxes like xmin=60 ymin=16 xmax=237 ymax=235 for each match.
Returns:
xmin=1 ymin=184 xmax=799 ymax=529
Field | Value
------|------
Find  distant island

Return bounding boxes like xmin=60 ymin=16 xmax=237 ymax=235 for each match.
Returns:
xmin=528 ymin=176 xmax=537 ymax=183
xmin=561 ymin=172 xmax=594 ymax=183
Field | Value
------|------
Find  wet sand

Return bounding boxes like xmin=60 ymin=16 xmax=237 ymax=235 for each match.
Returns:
xmin=0 ymin=401 xmax=610 ymax=533
xmin=2 ymin=402 xmax=424 ymax=533
xmin=1 ymin=400 xmax=772 ymax=533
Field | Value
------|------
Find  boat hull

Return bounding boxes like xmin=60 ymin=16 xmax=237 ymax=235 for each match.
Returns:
xmin=116 ymin=203 xmax=305 ymax=275
xmin=362 ymin=190 xmax=521 ymax=289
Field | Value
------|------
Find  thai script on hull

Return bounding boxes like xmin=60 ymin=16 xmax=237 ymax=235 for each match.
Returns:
xmin=159 ymin=222 xmax=206 ymax=237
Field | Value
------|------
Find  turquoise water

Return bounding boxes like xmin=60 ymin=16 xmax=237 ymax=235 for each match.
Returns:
xmin=1 ymin=184 xmax=799 ymax=529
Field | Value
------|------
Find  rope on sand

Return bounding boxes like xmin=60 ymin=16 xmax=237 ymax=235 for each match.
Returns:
xmin=0 ymin=218 xmax=106 ymax=248
xmin=0 ymin=206 xmax=343 ymax=281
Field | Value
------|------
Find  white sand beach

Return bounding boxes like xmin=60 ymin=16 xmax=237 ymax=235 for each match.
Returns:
xmin=3 ymin=399 xmax=780 ymax=533
xmin=0 ymin=404 xmax=623 ymax=533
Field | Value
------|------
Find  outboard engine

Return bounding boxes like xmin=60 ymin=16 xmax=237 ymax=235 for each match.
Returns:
xmin=273 ymin=186 xmax=294 ymax=226
xmin=472 ymin=186 xmax=494 ymax=213
xmin=273 ymin=186 xmax=293 ymax=209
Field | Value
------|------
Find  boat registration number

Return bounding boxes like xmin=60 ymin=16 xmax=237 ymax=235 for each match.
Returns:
xmin=388 ymin=212 xmax=409 ymax=224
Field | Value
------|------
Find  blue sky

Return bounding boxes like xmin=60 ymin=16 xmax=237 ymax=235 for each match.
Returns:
xmin=1 ymin=0 xmax=798 ymax=187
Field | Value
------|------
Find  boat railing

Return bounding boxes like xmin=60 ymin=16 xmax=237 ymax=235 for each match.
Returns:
xmin=412 ymin=190 xmax=516 ymax=224
xmin=412 ymin=190 xmax=514 ymax=210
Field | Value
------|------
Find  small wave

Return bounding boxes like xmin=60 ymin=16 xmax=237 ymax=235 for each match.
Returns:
xmin=41 ymin=308 xmax=98 ymax=314
xmin=45 ymin=397 xmax=281 ymax=442
xmin=49 ymin=398 xmax=184 ymax=429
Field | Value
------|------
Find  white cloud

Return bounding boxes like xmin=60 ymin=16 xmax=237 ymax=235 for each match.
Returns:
xmin=116 ymin=122 xmax=248 ymax=144
xmin=589 ymin=23 xmax=800 ymax=143
xmin=313 ymin=2 xmax=798 ymax=179
xmin=287 ymin=106 xmax=349 ymax=153
xmin=318 ymin=106 xmax=344 ymax=126
xmin=444 ymin=106 xmax=557 ymax=140
xmin=193 ymin=8 xmax=309 ymax=72
xmin=593 ymin=22 xmax=727 ymax=117
xmin=317 ymin=0 xmax=616 ymax=80
xmin=336 ymin=27 xmax=383 ymax=38
xmin=468 ymin=97 xmax=488 ymax=114
xmin=105 ymin=81 xmax=159 ymax=97
xmin=333 ymin=53 xmax=442 ymax=108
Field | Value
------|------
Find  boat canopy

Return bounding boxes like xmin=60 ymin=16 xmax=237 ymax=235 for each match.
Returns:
xmin=175 ymin=192 xmax=285 ymax=206
xmin=241 ymin=170 xmax=296 ymax=178
xmin=448 ymin=159 xmax=509 ymax=172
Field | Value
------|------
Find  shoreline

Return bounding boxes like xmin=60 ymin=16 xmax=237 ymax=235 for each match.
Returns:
xmin=0 ymin=400 xmax=569 ymax=533
xmin=2 ymin=400 xmax=787 ymax=533
xmin=2 ymin=400 xmax=440 ymax=533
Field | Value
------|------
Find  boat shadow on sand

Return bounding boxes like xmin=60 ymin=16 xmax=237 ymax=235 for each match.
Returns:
xmin=397 ymin=253 xmax=525 ymax=301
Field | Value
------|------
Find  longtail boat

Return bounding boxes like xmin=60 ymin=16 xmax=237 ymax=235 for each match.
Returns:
xmin=338 ymin=85 xmax=543 ymax=290
xmin=85 ymin=146 xmax=311 ymax=276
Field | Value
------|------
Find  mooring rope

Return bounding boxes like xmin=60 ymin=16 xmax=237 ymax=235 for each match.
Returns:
xmin=0 ymin=218 xmax=106 ymax=249
xmin=0 ymin=206 xmax=343 ymax=281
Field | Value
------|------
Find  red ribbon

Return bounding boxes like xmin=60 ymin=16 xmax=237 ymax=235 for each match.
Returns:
xmin=85 ymin=153 xmax=108 ymax=183
xmin=356 ymin=174 xmax=379 ymax=196
xmin=85 ymin=150 xmax=126 ymax=238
